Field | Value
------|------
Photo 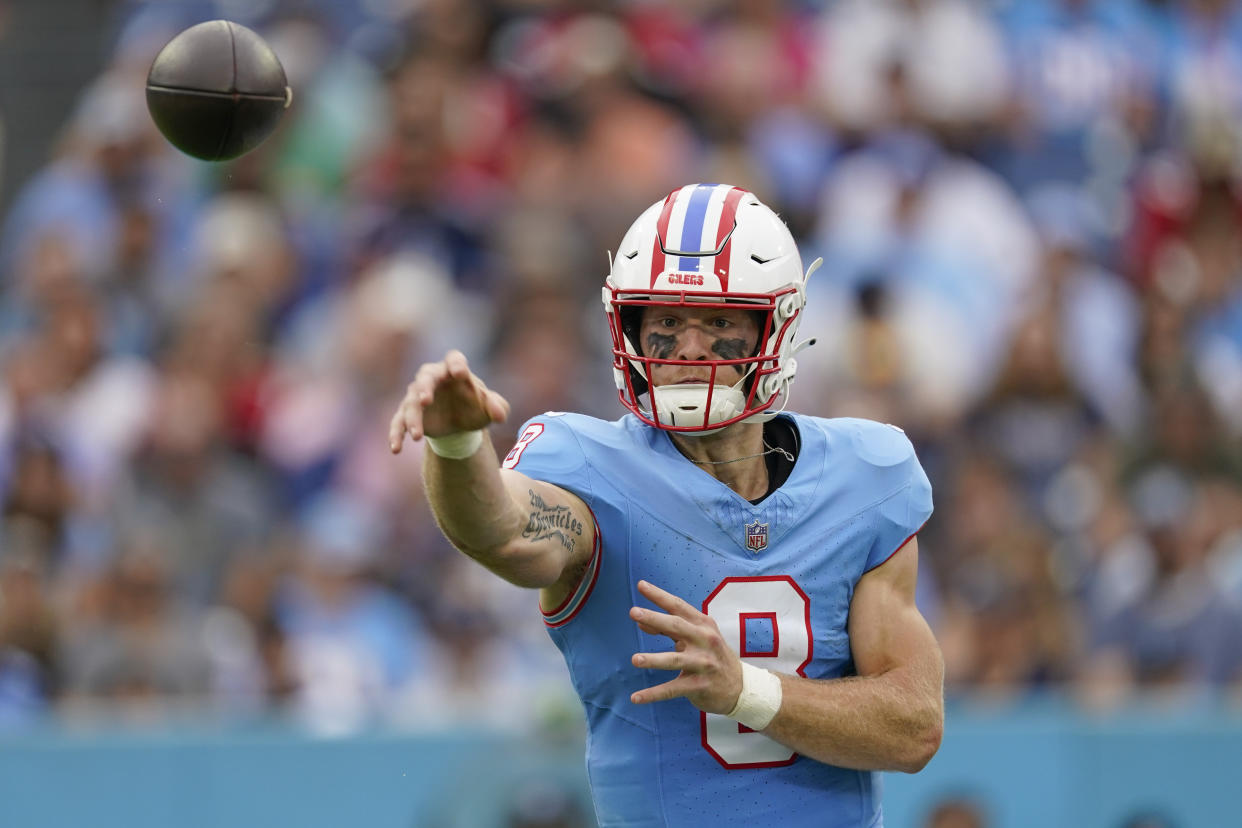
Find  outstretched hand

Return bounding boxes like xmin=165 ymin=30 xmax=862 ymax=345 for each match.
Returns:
xmin=388 ymin=350 xmax=511 ymax=453
xmin=629 ymin=580 xmax=743 ymax=714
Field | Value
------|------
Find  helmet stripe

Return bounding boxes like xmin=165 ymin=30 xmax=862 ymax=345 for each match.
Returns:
xmin=649 ymin=190 xmax=678 ymax=287
xmin=712 ymin=186 xmax=747 ymax=291
xmin=676 ymin=184 xmax=716 ymax=270
xmin=663 ymin=184 xmax=696 ymax=260
xmin=700 ymin=185 xmax=730 ymax=252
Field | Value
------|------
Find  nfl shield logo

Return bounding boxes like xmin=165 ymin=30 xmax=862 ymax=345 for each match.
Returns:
xmin=745 ymin=520 xmax=768 ymax=552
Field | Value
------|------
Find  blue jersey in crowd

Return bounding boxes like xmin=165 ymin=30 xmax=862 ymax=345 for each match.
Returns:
xmin=502 ymin=411 xmax=933 ymax=828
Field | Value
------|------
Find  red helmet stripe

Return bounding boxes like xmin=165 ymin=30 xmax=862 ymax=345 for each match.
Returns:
xmin=712 ymin=187 xmax=747 ymax=291
xmin=650 ymin=190 xmax=678 ymax=288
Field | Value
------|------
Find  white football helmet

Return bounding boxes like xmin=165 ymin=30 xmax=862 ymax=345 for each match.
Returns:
xmin=604 ymin=184 xmax=819 ymax=434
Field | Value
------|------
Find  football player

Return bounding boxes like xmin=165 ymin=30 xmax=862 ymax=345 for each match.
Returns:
xmin=390 ymin=184 xmax=943 ymax=827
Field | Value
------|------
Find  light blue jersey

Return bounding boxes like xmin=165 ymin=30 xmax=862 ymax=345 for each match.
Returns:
xmin=502 ymin=412 xmax=933 ymax=828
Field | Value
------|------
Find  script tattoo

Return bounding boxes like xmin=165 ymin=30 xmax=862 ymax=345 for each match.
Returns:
xmin=645 ymin=332 xmax=676 ymax=359
xmin=711 ymin=337 xmax=750 ymax=360
xmin=523 ymin=490 xmax=583 ymax=552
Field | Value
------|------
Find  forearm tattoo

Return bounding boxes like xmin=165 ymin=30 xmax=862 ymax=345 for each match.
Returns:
xmin=523 ymin=489 xmax=583 ymax=552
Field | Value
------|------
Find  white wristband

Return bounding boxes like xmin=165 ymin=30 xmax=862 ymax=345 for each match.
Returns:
xmin=726 ymin=662 xmax=783 ymax=731
xmin=425 ymin=429 xmax=484 ymax=459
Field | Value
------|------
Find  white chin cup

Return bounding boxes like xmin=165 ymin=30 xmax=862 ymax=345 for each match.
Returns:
xmin=650 ymin=384 xmax=748 ymax=431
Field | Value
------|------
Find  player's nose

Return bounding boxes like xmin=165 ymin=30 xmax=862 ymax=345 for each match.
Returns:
xmin=675 ymin=324 xmax=714 ymax=361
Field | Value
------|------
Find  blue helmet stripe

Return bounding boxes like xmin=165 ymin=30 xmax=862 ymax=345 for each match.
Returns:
xmin=677 ymin=184 xmax=716 ymax=272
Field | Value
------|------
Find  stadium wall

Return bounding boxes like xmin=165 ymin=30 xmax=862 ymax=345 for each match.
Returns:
xmin=1 ymin=703 xmax=1239 ymax=827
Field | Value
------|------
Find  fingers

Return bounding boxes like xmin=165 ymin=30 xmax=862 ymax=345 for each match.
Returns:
xmin=637 ymin=580 xmax=700 ymax=619
xmin=486 ymin=390 xmax=511 ymax=424
xmin=630 ymin=581 xmax=711 ymax=645
xmin=389 ymin=352 xmax=484 ymax=453
xmin=388 ymin=409 xmax=407 ymax=453
xmin=629 ymin=581 xmax=743 ymax=712
xmin=632 ymin=650 xmax=701 ymax=672
xmin=445 ymin=351 xmax=509 ymax=424
xmin=631 ymin=676 xmax=696 ymax=706
xmin=391 ymin=365 xmax=442 ymax=448
xmin=414 ymin=360 xmax=450 ymax=405
xmin=629 ymin=605 xmax=705 ymax=646
xmin=389 ymin=380 xmax=429 ymax=453
xmin=444 ymin=349 xmax=470 ymax=379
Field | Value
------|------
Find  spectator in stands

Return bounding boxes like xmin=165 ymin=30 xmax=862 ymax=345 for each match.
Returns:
xmin=1088 ymin=475 xmax=1242 ymax=691
xmin=275 ymin=491 xmax=432 ymax=734
xmin=58 ymin=537 xmax=213 ymax=715
xmin=0 ymin=541 xmax=57 ymax=726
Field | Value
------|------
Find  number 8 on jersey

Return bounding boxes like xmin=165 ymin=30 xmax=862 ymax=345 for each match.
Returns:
xmin=701 ymin=576 xmax=812 ymax=768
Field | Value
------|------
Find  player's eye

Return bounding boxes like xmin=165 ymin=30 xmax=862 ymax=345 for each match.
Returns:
xmin=711 ymin=317 xmax=732 ymax=329
xmin=658 ymin=317 xmax=679 ymax=329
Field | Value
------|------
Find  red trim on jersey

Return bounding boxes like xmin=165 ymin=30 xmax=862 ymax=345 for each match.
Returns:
xmin=540 ymin=506 xmax=602 ymax=627
xmin=866 ymin=518 xmax=928 ymax=573
xmin=738 ymin=612 xmax=779 ymax=658
xmin=649 ymin=191 xmax=678 ymax=288
xmin=711 ymin=186 xmax=746 ymax=291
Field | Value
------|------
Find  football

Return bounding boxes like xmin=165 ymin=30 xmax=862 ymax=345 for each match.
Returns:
xmin=145 ymin=20 xmax=292 ymax=161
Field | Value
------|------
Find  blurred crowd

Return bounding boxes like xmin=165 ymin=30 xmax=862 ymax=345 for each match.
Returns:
xmin=2 ymin=0 xmax=1242 ymax=735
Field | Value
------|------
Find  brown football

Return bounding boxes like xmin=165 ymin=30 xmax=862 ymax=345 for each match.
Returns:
xmin=145 ymin=20 xmax=291 ymax=161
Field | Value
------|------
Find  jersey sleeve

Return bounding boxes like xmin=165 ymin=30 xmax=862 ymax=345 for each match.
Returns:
xmin=500 ymin=414 xmax=595 ymax=505
xmin=858 ymin=424 xmax=934 ymax=572
xmin=501 ymin=414 xmax=603 ymax=628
